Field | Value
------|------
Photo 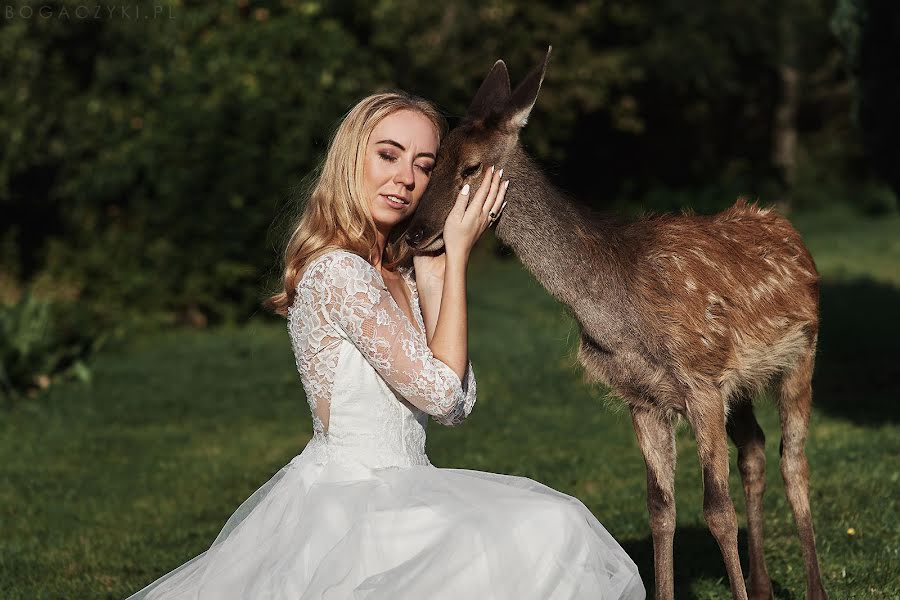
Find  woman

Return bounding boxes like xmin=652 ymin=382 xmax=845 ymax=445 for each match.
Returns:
xmin=126 ymin=92 xmax=645 ymax=599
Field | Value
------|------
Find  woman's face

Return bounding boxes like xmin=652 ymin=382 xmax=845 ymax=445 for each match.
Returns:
xmin=363 ymin=109 xmax=439 ymax=235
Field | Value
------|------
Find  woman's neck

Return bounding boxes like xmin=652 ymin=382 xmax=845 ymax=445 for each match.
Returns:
xmin=371 ymin=226 xmax=390 ymax=272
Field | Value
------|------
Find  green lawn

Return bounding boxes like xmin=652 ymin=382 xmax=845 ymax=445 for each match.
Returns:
xmin=2 ymin=209 xmax=898 ymax=599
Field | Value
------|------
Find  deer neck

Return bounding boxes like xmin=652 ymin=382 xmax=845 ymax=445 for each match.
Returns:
xmin=494 ymin=153 xmax=626 ymax=307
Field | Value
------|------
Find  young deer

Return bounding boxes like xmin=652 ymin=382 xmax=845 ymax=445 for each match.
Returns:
xmin=406 ymin=48 xmax=828 ymax=600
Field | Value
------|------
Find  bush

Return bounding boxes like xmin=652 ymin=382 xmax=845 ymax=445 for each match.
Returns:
xmin=0 ymin=1 xmax=881 ymax=327
xmin=0 ymin=294 xmax=106 ymax=401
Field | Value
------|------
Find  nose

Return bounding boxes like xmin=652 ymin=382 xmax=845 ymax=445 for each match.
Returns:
xmin=395 ymin=161 xmax=415 ymax=188
xmin=406 ymin=227 xmax=424 ymax=247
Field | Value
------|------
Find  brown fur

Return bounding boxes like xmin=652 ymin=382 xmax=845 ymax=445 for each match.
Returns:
xmin=407 ymin=49 xmax=828 ymax=600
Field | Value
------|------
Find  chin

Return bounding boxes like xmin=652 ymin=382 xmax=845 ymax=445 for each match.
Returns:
xmin=372 ymin=210 xmax=410 ymax=231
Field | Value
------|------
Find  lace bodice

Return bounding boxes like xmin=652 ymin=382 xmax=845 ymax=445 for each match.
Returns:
xmin=287 ymin=249 xmax=476 ymax=468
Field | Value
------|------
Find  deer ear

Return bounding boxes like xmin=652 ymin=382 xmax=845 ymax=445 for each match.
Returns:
xmin=504 ymin=46 xmax=552 ymax=129
xmin=468 ymin=60 xmax=511 ymax=119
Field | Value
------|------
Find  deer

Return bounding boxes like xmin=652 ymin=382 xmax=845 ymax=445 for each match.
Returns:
xmin=405 ymin=47 xmax=828 ymax=600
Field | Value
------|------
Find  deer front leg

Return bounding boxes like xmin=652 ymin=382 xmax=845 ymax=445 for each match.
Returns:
xmin=631 ymin=406 xmax=677 ymax=600
xmin=687 ymin=391 xmax=749 ymax=600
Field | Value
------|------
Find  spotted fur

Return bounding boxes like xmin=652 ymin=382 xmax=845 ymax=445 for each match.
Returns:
xmin=407 ymin=49 xmax=828 ymax=600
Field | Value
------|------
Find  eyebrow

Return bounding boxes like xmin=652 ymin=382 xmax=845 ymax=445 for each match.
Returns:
xmin=375 ymin=139 xmax=436 ymax=160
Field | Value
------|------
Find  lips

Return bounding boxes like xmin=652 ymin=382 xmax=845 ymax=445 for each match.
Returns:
xmin=381 ymin=194 xmax=410 ymax=209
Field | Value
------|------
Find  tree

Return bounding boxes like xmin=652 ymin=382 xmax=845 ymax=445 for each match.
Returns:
xmin=833 ymin=0 xmax=900 ymax=203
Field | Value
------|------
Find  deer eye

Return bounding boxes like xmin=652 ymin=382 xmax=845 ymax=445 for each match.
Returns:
xmin=461 ymin=164 xmax=481 ymax=178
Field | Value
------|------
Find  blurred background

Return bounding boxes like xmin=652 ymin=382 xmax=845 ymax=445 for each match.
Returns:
xmin=1 ymin=0 xmax=898 ymax=394
xmin=2 ymin=1 xmax=899 ymax=598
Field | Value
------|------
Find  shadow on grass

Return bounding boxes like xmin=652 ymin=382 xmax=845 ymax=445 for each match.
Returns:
xmin=622 ymin=526 xmax=797 ymax=600
xmin=814 ymin=279 xmax=900 ymax=424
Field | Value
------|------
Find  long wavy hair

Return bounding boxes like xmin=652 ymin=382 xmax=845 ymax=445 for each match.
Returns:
xmin=264 ymin=91 xmax=447 ymax=317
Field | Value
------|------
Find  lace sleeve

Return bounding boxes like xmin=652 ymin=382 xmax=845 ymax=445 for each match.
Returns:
xmin=433 ymin=361 xmax=476 ymax=427
xmin=305 ymin=251 xmax=475 ymax=424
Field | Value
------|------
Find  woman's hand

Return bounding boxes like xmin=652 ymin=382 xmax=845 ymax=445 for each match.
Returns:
xmin=442 ymin=165 xmax=509 ymax=263
xmin=425 ymin=166 xmax=508 ymax=377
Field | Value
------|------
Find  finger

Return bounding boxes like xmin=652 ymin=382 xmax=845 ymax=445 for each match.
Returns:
xmin=477 ymin=172 xmax=503 ymax=234
xmin=466 ymin=165 xmax=495 ymax=217
xmin=466 ymin=167 xmax=500 ymax=228
xmin=448 ymin=183 xmax=470 ymax=221
xmin=487 ymin=179 xmax=509 ymax=220
xmin=489 ymin=200 xmax=508 ymax=227
xmin=481 ymin=167 xmax=503 ymax=218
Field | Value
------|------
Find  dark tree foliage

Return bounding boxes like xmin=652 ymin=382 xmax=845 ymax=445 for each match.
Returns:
xmin=0 ymin=0 xmax=880 ymax=325
xmin=833 ymin=0 xmax=900 ymax=200
xmin=2 ymin=1 xmax=390 ymax=323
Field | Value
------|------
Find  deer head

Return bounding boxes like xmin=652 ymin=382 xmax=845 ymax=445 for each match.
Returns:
xmin=406 ymin=47 xmax=552 ymax=251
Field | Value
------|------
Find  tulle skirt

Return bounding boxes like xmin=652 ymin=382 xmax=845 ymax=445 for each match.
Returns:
xmin=126 ymin=438 xmax=645 ymax=599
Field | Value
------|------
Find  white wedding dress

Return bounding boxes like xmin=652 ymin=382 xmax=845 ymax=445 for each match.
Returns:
xmin=126 ymin=249 xmax=645 ymax=599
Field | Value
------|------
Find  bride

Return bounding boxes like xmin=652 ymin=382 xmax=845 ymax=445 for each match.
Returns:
xmin=126 ymin=91 xmax=645 ymax=599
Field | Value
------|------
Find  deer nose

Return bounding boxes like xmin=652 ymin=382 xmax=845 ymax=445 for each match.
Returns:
xmin=406 ymin=227 xmax=425 ymax=248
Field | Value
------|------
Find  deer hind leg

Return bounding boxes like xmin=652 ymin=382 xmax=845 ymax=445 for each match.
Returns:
xmin=686 ymin=388 xmax=749 ymax=600
xmin=631 ymin=406 xmax=677 ymax=600
xmin=727 ymin=400 xmax=773 ymax=600
xmin=777 ymin=351 xmax=828 ymax=600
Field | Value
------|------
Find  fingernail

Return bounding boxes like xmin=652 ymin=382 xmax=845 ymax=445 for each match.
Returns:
xmin=490 ymin=165 xmax=495 ymax=173
xmin=500 ymin=200 xmax=508 ymax=211
xmin=498 ymin=168 xmax=503 ymax=178
xmin=503 ymin=180 xmax=510 ymax=189
xmin=461 ymin=184 xmax=470 ymax=195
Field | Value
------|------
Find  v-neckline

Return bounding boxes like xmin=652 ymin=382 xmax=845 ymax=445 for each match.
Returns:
xmin=378 ymin=267 xmax=425 ymax=339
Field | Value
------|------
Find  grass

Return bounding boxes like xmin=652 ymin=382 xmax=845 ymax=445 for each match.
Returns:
xmin=1 ymin=208 xmax=898 ymax=599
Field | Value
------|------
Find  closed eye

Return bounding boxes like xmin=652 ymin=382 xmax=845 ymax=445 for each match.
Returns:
xmin=461 ymin=164 xmax=481 ymax=178
xmin=416 ymin=163 xmax=434 ymax=176
xmin=378 ymin=151 xmax=397 ymax=163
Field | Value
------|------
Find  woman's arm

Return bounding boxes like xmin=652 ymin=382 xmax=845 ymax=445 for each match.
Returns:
xmin=425 ymin=166 xmax=509 ymax=380
xmin=308 ymin=251 xmax=470 ymax=421
xmin=428 ymin=256 xmax=468 ymax=380
xmin=412 ymin=254 xmax=445 ymax=344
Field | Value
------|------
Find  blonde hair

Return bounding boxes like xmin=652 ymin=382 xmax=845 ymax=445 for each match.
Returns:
xmin=264 ymin=91 xmax=447 ymax=317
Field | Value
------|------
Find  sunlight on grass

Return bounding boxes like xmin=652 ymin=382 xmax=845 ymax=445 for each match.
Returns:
xmin=2 ymin=209 xmax=898 ymax=599
xmin=793 ymin=207 xmax=900 ymax=287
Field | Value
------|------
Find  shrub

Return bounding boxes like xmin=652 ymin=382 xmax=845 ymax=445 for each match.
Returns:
xmin=0 ymin=294 xmax=106 ymax=401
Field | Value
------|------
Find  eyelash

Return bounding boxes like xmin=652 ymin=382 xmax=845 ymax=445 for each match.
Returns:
xmin=378 ymin=151 xmax=433 ymax=175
